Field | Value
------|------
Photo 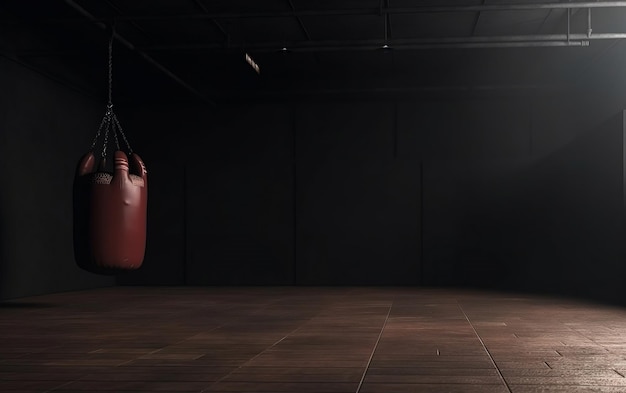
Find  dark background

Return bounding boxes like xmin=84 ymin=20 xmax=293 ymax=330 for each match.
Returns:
xmin=2 ymin=1 xmax=626 ymax=304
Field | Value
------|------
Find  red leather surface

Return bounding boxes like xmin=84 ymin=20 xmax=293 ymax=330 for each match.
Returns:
xmin=73 ymin=150 xmax=147 ymax=273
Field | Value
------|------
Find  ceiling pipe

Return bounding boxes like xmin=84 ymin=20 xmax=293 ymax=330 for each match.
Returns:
xmin=386 ymin=2 xmax=626 ymax=13
xmin=62 ymin=0 xmax=215 ymax=106
xmin=50 ymin=1 xmax=626 ymax=22
xmin=18 ymin=39 xmax=590 ymax=58
xmin=20 ymin=31 xmax=623 ymax=57
xmin=135 ymin=32 xmax=626 ymax=53
xmin=276 ymin=41 xmax=590 ymax=51
xmin=393 ymin=41 xmax=589 ymax=50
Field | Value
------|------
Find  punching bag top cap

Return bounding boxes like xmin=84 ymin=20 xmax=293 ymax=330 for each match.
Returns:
xmin=78 ymin=151 xmax=145 ymax=187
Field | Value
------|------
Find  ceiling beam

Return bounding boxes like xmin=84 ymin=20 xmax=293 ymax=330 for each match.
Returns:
xmin=287 ymin=0 xmax=311 ymax=41
xmin=536 ymin=9 xmax=555 ymax=34
xmin=472 ymin=0 xmax=487 ymax=36
xmin=15 ymin=1 xmax=626 ymax=26
xmin=102 ymin=0 xmax=153 ymax=39
xmin=42 ymin=2 xmax=626 ymax=23
xmin=62 ymin=0 xmax=216 ymax=106
xmin=193 ymin=0 xmax=229 ymax=39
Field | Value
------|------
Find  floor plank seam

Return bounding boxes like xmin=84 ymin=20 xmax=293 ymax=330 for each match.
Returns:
xmin=566 ymin=323 xmax=613 ymax=353
xmin=198 ymin=309 xmax=323 ymax=392
xmin=458 ymin=303 xmax=513 ymax=393
xmin=355 ymin=303 xmax=392 ymax=393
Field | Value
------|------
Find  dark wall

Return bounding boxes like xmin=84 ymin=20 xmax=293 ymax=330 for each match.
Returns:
xmin=406 ymin=93 xmax=625 ymax=302
xmin=121 ymin=85 xmax=626 ymax=304
xmin=0 ymin=57 xmax=114 ymax=300
xmin=186 ymin=104 xmax=294 ymax=285
xmin=296 ymin=102 xmax=420 ymax=285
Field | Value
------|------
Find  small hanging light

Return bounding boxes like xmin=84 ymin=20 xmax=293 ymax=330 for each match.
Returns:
xmin=245 ymin=52 xmax=260 ymax=74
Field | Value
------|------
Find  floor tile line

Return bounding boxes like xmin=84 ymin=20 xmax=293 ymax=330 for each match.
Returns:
xmin=199 ymin=307 xmax=326 ymax=393
xmin=355 ymin=304 xmax=392 ymax=393
xmin=45 ymin=379 xmax=76 ymax=392
xmin=565 ymin=323 xmax=612 ymax=353
xmin=458 ymin=303 xmax=513 ymax=393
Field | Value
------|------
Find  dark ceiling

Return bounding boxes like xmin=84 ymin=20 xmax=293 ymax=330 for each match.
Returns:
xmin=3 ymin=1 xmax=626 ymax=105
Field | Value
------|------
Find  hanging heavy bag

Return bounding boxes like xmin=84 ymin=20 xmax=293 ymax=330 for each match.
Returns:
xmin=74 ymin=149 xmax=148 ymax=273
xmin=73 ymin=27 xmax=148 ymax=274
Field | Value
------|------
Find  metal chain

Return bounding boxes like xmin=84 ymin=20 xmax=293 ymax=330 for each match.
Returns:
xmin=112 ymin=114 xmax=120 ymax=150
xmin=112 ymin=113 xmax=133 ymax=154
xmin=96 ymin=26 xmax=115 ymax=159
xmin=101 ymin=115 xmax=111 ymax=159
xmin=90 ymin=111 xmax=108 ymax=150
xmin=108 ymin=26 xmax=114 ymax=107
xmin=92 ymin=24 xmax=135 ymax=160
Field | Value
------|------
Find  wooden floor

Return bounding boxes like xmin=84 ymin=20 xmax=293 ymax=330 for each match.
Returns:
xmin=2 ymin=287 xmax=626 ymax=392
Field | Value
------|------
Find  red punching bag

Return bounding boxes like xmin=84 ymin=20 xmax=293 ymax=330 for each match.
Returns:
xmin=73 ymin=26 xmax=148 ymax=274
xmin=74 ymin=149 xmax=147 ymax=274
